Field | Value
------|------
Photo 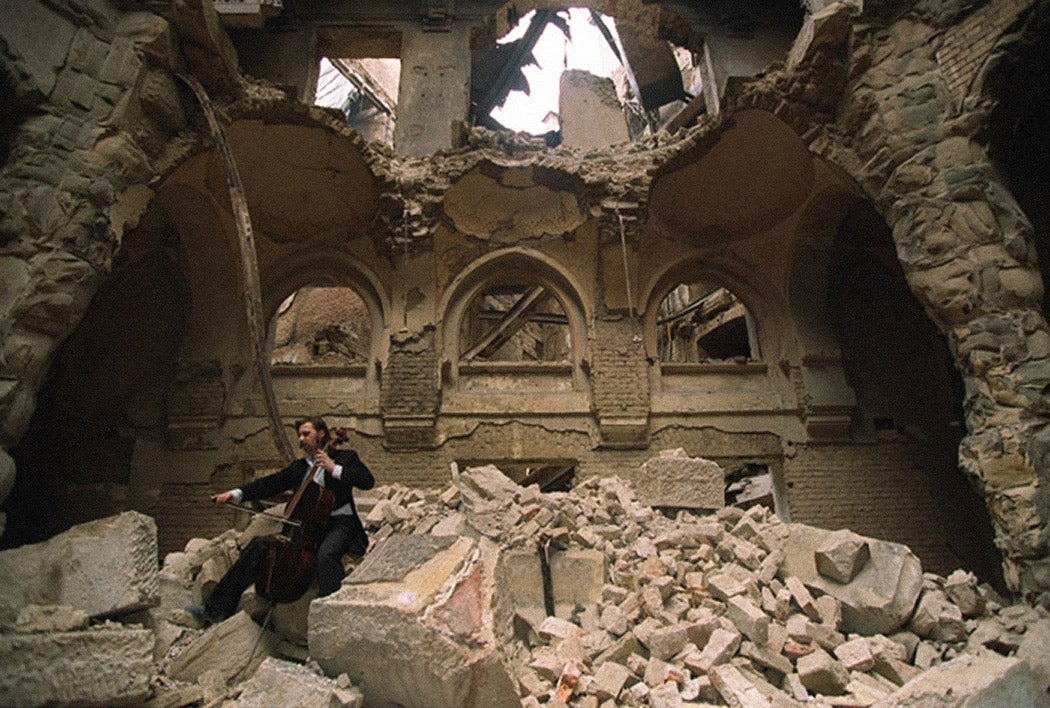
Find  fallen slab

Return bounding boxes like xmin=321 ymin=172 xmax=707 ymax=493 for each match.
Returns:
xmin=166 ymin=610 xmax=278 ymax=685
xmin=773 ymin=522 xmax=923 ymax=635
xmin=0 ymin=625 xmax=153 ymax=706
xmin=0 ymin=511 xmax=158 ymax=618
xmin=309 ymin=534 xmax=519 ymax=708
xmin=233 ymin=656 xmax=362 ymax=707
xmin=876 ymin=651 xmax=1044 ymax=706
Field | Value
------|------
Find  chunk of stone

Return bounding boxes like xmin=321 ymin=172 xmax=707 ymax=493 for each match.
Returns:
xmin=646 ymin=623 xmax=689 ymax=661
xmin=909 ymin=590 xmax=967 ymax=643
xmin=456 ymin=464 xmax=521 ymax=507
xmin=0 ymin=511 xmax=158 ymax=617
xmin=635 ymin=449 xmax=724 ymax=510
xmin=834 ymin=637 xmax=875 ymax=672
xmin=774 ymin=523 xmax=922 ymax=635
xmin=1016 ymin=618 xmax=1050 ymax=695
xmin=784 ymin=576 xmax=821 ymax=621
xmin=0 ymin=626 xmax=153 ymax=706
xmin=942 ymin=570 xmax=985 ymax=618
xmin=234 ymin=657 xmax=361 ymax=708
xmin=726 ymin=595 xmax=769 ymax=645
xmin=166 ymin=611 xmax=279 ymax=684
xmin=592 ymin=661 xmax=632 ymax=701
xmin=877 ymin=652 xmax=1044 ymax=706
xmin=814 ymin=530 xmax=871 ymax=584
xmin=709 ymin=664 xmax=772 ymax=707
xmin=685 ymin=627 xmax=741 ymax=673
xmin=8 ymin=604 xmax=89 ymax=633
xmin=309 ymin=535 xmax=519 ymax=708
xmin=797 ymin=647 xmax=850 ymax=696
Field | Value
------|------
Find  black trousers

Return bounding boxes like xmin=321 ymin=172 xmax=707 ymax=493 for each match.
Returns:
xmin=205 ymin=515 xmax=359 ymax=618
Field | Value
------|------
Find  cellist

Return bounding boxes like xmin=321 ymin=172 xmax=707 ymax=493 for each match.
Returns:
xmin=188 ymin=417 xmax=375 ymax=625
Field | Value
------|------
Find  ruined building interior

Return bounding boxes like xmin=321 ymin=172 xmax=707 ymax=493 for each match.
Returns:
xmin=2 ymin=0 xmax=1050 ymax=702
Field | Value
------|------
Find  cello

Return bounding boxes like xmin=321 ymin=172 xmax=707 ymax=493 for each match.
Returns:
xmin=255 ymin=426 xmax=349 ymax=604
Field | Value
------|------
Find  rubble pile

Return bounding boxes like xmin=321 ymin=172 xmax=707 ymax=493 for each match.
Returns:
xmin=349 ymin=467 xmax=1050 ymax=706
xmin=1 ymin=465 xmax=1049 ymax=706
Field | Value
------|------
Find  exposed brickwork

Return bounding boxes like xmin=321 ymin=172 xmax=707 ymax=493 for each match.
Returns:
xmin=380 ymin=332 xmax=440 ymax=418
xmin=783 ymin=443 xmax=961 ymax=575
xmin=589 ymin=318 xmax=650 ymax=418
xmin=936 ymin=0 xmax=1035 ymax=101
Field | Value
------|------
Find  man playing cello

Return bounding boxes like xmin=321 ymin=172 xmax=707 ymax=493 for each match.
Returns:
xmin=188 ymin=417 xmax=375 ymax=624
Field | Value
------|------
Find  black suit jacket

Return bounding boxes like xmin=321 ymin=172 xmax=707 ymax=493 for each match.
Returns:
xmin=239 ymin=448 xmax=375 ymax=555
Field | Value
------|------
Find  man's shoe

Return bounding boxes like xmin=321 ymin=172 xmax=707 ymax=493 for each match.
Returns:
xmin=184 ymin=604 xmax=225 ymax=626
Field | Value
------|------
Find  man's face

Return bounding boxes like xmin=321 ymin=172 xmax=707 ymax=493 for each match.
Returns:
xmin=297 ymin=423 xmax=322 ymax=454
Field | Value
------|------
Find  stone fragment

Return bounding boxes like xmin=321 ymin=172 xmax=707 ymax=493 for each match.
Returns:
xmin=635 ymin=449 xmax=724 ymax=510
xmin=0 ymin=511 xmax=158 ymax=618
xmin=309 ymin=535 xmax=519 ymax=708
xmin=740 ymin=640 xmax=792 ymax=676
xmin=814 ymin=594 xmax=842 ymax=628
xmin=649 ymin=680 xmax=683 ymax=708
xmin=909 ymin=590 xmax=967 ymax=643
xmin=456 ymin=464 xmax=521 ymax=507
xmin=646 ymin=623 xmax=689 ymax=661
xmin=943 ymin=570 xmax=985 ymax=618
xmin=1016 ymin=618 xmax=1050 ymax=695
xmin=877 ymin=652 xmax=1043 ymax=706
xmin=833 ymin=637 xmax=875 ymax=672
xmin=726 ymin=595 xmax=769 ymax=645
xmin=591 ymin=661 xmax=631 ymax=701
xmin=775 ymin=523 xmax=923 ymax=636
xmin=0 ymin=626 xmax=153 ymax=706
xmin=784 ymin=576 xmax=821 ymax=621
xmin=685 ymin=627 xmax=741 ymax=673
xmin=8 ymin=603 xmax=89 ymax=633
xmin=814 ymin=530 xmax=871 ymax=584
xmin=167 ymin=611 xmax=278 ymax=684
xmin=797 ymin=647 xmax=850 ymax=696
xmin=784 ymin=672 xmax=811 ymax=702
xmin=709 ymin=663 xmax=772 ymax=707
xmin=234 ymin=657 xmax=362 ymax=708
xmin=643 ymin=657 xmax=683 ymax=688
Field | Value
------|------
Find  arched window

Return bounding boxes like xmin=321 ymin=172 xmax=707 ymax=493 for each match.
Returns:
xmin=441 ymin=252 xmax=590 ymax=397
xmin=655 ymin=279 xmax=758 ymax=363
xmin=270 ymin=285 xmax=372 ymax=367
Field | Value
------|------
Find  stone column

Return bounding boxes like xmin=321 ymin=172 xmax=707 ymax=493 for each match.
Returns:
xmin=393 ymin=23 xmax=471 ymax=158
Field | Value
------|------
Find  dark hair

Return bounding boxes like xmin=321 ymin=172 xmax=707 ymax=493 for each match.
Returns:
xmin=295 ymin=417 xmax=329 ymax=445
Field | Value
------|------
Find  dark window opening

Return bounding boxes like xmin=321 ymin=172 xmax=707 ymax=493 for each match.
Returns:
xmin=656 ymin=281 xmax=755 ymax=362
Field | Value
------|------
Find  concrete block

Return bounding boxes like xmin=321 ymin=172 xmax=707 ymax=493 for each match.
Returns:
xmin=0 ymin=626 xmax=152 ymax=706
xmin=635 ymin=449 xmax=724 ymax=510
xmin=309 ymin=535 xmax=518 ymax=708
xmin=0 ymin=511 xmax=158 ymax=618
